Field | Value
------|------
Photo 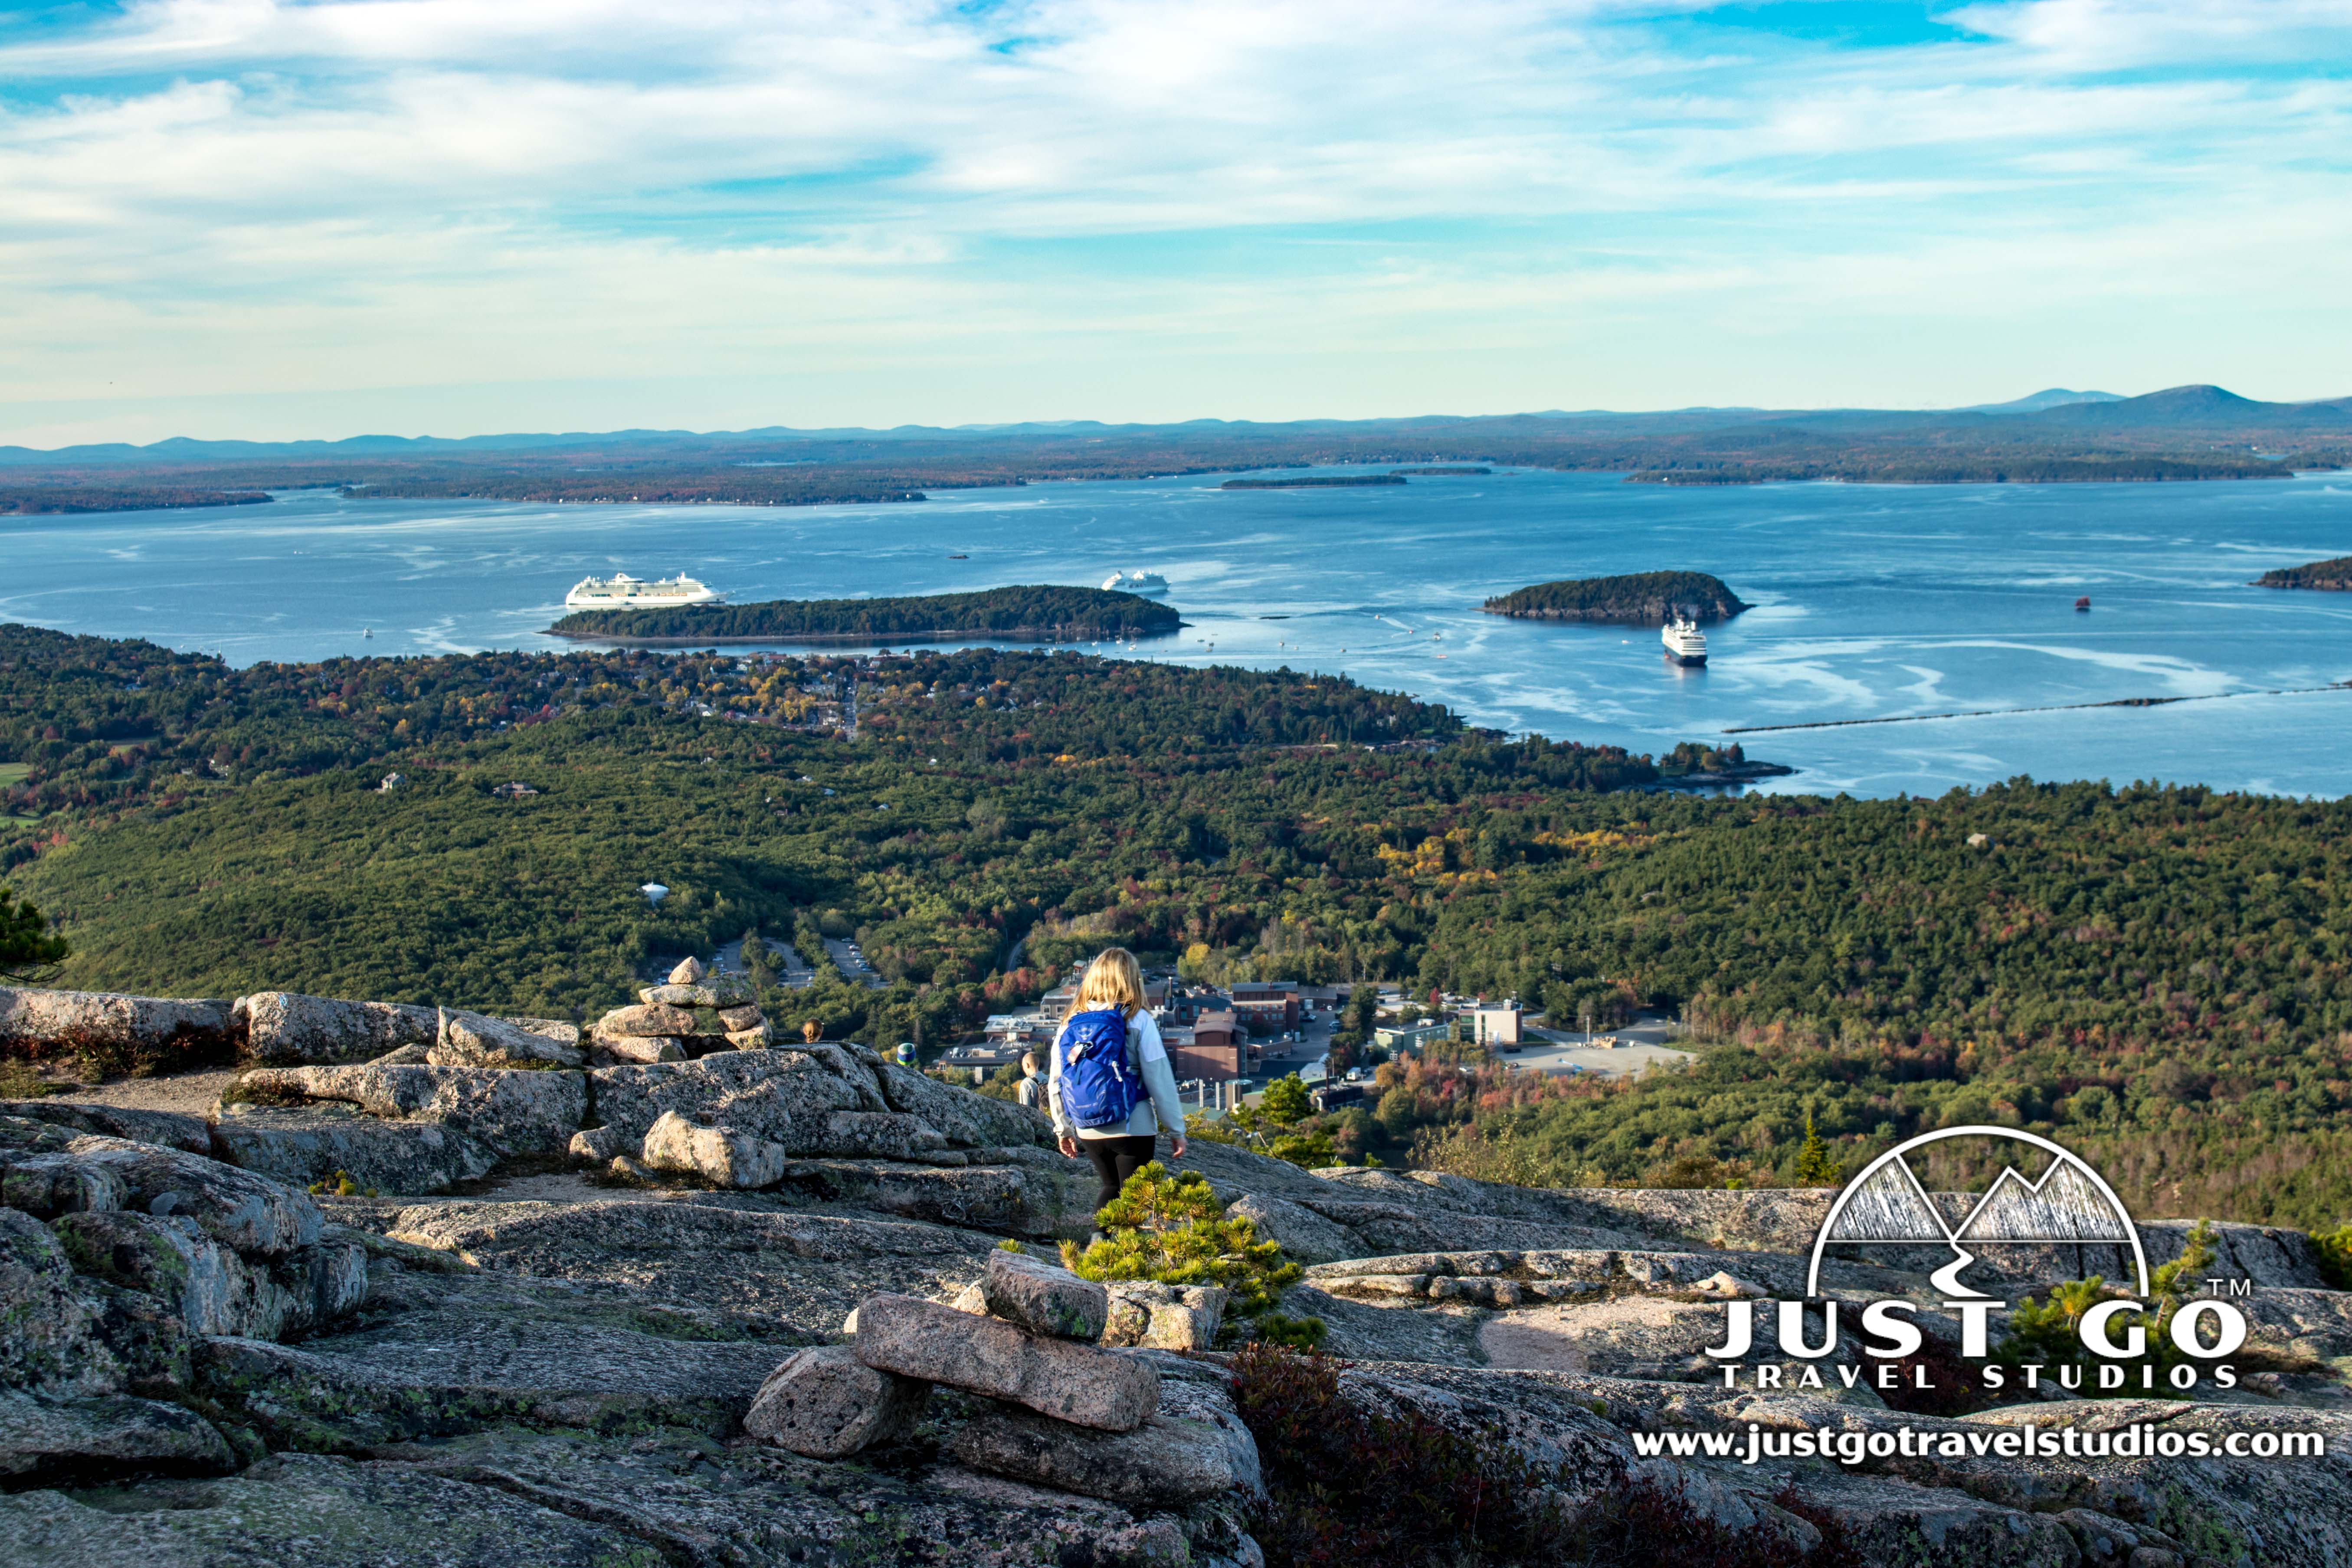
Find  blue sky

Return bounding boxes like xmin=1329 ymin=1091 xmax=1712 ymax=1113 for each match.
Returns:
xmin=1 ymin=0 xmax=2347 ymax=444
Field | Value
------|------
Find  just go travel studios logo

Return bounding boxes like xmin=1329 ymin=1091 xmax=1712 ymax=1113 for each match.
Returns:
xmin=1704 ymin=1126 xmax=2251 ymax=1396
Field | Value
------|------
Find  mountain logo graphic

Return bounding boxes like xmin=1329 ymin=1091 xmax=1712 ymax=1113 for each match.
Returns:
xmin=1804 ymin=1126 xmax=2147 ymax=1300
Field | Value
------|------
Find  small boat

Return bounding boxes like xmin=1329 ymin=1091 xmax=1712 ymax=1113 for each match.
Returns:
xmin=948 ymin=553 xmax=968 ymax=560
xmin=362 ymin=628 xmax=373 ymax=639
xmin=2075 ymin=596 xmax=2091 ymax=612
xmin=1101 ymin=570 xmax=1169 ymax=596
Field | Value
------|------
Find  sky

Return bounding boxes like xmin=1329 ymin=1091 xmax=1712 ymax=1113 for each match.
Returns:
xmin=1 ymin=0 xmax=2348 ymax=446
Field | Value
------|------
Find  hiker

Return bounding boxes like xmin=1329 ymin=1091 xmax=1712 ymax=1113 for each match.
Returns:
xmin=1015 ymin=1050 xmax=1043 ymax=1109
xmin=1048 ymin=947 xmax=1186 ymax=1214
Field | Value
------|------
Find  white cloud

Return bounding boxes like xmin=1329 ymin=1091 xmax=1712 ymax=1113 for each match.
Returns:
xmin=0 ymin=0 xmax=2346 ymax=437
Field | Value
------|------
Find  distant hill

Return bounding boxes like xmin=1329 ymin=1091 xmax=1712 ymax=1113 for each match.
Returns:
xmin=2254 ymin=555 xmax=2352 ymax=592
xmin=1483 ymin=571 xmax=1749 ymax=625
xmin=1959 ymin=389 xmax=2124 ymax=414
xmin=549 ymin=586 xmax=1180 ymax=645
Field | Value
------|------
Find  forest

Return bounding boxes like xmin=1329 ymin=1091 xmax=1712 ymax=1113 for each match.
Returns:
xmin=1624 ymin=456 xmax=2291 ymax=485
xmin=5 ymin=622 xmax=2352 ymax=1226
xmin=1482 ymin=571 xmax=1748 ymax=623
xmin=2 ymin=486 xmax=270 ymax=515
xmin=548 ymin=586 xmax=1182 ymax=643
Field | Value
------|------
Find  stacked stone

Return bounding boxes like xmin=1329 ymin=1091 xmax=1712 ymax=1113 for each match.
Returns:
xmin=747 ymin=1248 xmax=1261 ymax=1513
xmin=586 ymin=957 xmax=772 ymax=1065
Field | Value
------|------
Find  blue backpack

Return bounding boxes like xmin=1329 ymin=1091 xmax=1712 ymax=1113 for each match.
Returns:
xmin=1058 ymin=1008 xmax=1142 ymax=1129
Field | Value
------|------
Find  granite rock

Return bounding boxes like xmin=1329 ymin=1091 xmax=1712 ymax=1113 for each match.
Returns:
xmin=1101 ymin=1280 xmax=1227 ymax=1351
xmin=1225 ymin=1192 xmax=1359 ymax=1265
xmin=639 ymin=1110 xmax=788 ymax=1189
xmin=0 ymin=1390 xmax=236 ymax=1483
xmin=984 ymin=1247 xmax=1109 ymax=1341
xmin=1 ymin=1150 xmax=130 ymax=1218
xmin=63 ymin=1138 xmax=322 ymax=1257
xmin=952 ymin=1406 xmax=1261 ymax=1509
xmin=854 ymin=1292 xmax=1159 ymax=1431
xmin=236 ymin=991 xmax=437 ymax=1065
xmin=0 ymin=1208 xmax=118 ymax=1398
xmin=593 ymin=1035 xmax=684 ymax=1064
xmin=233 ymin=1062 xmax=586 ymax=1156
xmin=590 ymin=1050 xmax=866 ymax=1152
xmin=744 ymin=1343 xmax=930 ymax=1457
xmin=593 ymin=1002 xmax=698 ymax=1038
xmin=208 ymin=1103 xmax=499 ymax=1195
xmin=0 ymin=986 xmax=234 ymax=1061
xmin=428 ymin=1008 xmax=584 ymax=1069
xmin=0 ymin=1100 xmax=213 ymax=1156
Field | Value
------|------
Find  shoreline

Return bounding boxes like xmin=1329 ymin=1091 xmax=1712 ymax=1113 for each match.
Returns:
xmin=545 ymin=623 xmax=1183 ymax=647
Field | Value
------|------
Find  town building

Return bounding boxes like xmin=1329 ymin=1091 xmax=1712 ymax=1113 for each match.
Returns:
xmin=1228 ymin=980 xmax=1301 ymax=1033
xmin=1168 ymin=1009 xmax=1245 ymax=1081
xmin=1468 ymin=1001 xmax=1523 ymax=1048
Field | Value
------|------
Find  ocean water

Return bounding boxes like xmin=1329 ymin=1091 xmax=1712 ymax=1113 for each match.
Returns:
xmin=5 ymin=470 xmax=2349 ymax=799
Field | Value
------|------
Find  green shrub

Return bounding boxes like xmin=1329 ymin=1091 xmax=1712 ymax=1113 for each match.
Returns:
xmin=1060 ymin=1161 xmax=1303 ymax=1316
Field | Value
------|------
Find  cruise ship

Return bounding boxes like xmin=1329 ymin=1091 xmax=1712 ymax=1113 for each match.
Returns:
xmin=1661 ymin=617 xmax=1708 ymax=666
xmin=563 ymin=573 xmax=723 ymax=610
xmin=1101 ymin=570 xmax=1169 ymax=596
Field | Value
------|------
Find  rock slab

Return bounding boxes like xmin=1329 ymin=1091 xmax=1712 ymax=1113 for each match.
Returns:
xmin=984 ymin=1247 xmax=1109 ymax=1341
xmin=744 ymin=1344 xmax=930 ymax=1457
xmin=854 ymin=1292 xmax=1157 ymax=1432
xmin=639 ymin=1110 xmax=786 ymax=1189
xmin=236 ymin=992 xmax=436 ymax=1065
xmin=952 ymin=1406 xmax=1262 ymax=1508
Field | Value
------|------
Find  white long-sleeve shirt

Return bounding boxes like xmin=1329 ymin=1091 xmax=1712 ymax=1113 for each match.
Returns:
xmin=1046 ymin=1008 xmax=1187 ymax=1141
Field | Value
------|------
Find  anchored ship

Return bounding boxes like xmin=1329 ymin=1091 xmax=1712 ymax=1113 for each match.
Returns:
xmin=564 ymin=573 xmax=724 ymax=610
xmin=1101 ymin=570 xmax=1169 ymax=596
xmin=1661 ymin=617 xmax=1708 ymax=666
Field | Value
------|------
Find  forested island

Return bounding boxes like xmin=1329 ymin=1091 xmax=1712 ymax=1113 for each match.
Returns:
xmin=1483 ymin=570 xmax=1749 ymax=624
xmin=548 ymin=585 xmax=1181 ymax=645
xmin=343 ymin=473 xmax=939 ymax=506
xmin=1 ymin=486 xmax=272 ymax=515
xmin=2256 ymin=554 xmax=2352 ymax=591
xmin=8 ymin=620 xmax=2352 ymax=1225
xmin=1391 ymin=466 xmax=1490 ymax=475
xmin=1220 ymin=475 xmax=1407 ymax=489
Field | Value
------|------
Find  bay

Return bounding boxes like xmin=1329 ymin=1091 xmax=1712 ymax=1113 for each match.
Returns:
xmin=4 ymin=468 xmax=2349 ymax=799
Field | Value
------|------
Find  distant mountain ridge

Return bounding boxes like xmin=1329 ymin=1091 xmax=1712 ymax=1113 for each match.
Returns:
xmin=7 ymin=383 xmax=2348 ymax=465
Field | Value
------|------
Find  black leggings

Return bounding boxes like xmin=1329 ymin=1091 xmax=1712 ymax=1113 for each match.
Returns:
xmin=1081 ymin=1133 xmax=1160 ymax=1216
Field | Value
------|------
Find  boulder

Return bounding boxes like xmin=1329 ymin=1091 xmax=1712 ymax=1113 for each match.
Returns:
xmin=0 ymin=1208 xmax=117 ymax=1398
xmin=776 ymin=1159 xmax=1041 ymax=1234
xmin=236 ymin=992 xmax=436 ymax=1066
xmin=854 ymin=1292 xmax=1158 ymax=1432
xmin=500 ymin=1017 xmax=581 ymax=1048
xmin=428 ymin=1008 xmax=584 ymax=1069
xmin=267 ymin=1241 xmax=372 ymax=1337
xmin=984 ymin=1248 xmax=1109 ymax=1341
xmin=233 ymin=1063 xmax=586 ymax=1156
xmin=2 ymin=1150 xmax=129 ymax=1218
xmin=1101 ymin=1281 xmax=1227 ymax=1351
xmin=0 ymin=1101 xmax=212 ymax=1156
xmin=208 ymin=1103 xmax=499 ymax=1195
xmin=725 ymin=1024 xmax=775 ymax=1050
xmin=817 ymin=1110 xmax=947 ymax=1161
xmin=1226 ymin=1193 xmax=1359 ymax=1265
xmin=639 ymin=1111 xmax=787 ymax=1189
xmin=0 ymin=1390 xmax=236 ymax=1482
xmin=593 ymin=1036 xmax=684 ymax=1064
xmin=63 ymin=1139 xmax=322 ymax=1257
xmin=0 ymin=987 xmax=234 ymax=1061
xmin=593 ymin=1003 xmax=698 ymax=1038
xmin=873 ymin=1060 xmax=1052 ymax=1149
xmin=744 ymin=1344 xmax=930 ymax=1457
xmin=589 ymin=1051 xmax=867 ymax=1152
xmin=51 ymin=1211 xmax=259 ymax=1336
xmin=0 ymin=1115 xmax=80 ymax=1155
xmin=76 ymin=1283 xmax=194 ymax=1393
xmin=952 ymin=1406 xmax=1261 ymax=1509
xmin=567 ymin=1126 xmax=625 ymax=1164
xmin=669 ymin=956 xmax=708 ymax=985
xmin=718 ymin=1004 xmax=765 ymax=1031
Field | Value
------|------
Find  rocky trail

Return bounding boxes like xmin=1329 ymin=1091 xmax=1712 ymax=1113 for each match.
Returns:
xmin=7 ymin=975 xmax=2352 ymax=1565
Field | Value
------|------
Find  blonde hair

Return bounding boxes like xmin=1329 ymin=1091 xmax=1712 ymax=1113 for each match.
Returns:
xmin=1066 ymin=947 xmax=1146 ymax=1021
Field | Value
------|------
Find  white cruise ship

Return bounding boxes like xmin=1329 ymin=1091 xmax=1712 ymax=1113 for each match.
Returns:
xmin=1661 ymin=618 xmax=1708 ymax=666
xmin=563 ymin=573 xmax=723 ymax=610
xmin=1101 ymin=570 xmax=1169 ymax=596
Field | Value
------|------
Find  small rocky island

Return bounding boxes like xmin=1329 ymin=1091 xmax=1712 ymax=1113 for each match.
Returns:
xmin=1483 ymin=570 xmax=1749 ymax=624
xmin=2254 ymin=554 xmax=2352 ymax=591
xmin=549 ymin=585 xmax=1180 ymax=645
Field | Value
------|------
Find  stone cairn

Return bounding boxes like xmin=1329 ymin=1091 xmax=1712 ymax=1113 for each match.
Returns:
xmin=747 ymin=1247 xmax=1261 ymax=1511
xmin=586 ymin=956 xmax=772 ymax=1065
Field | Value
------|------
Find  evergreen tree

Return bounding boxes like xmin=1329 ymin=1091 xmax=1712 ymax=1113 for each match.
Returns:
xmin=0 ymin=885 xmax=67 ymax=981
xmin=1793 ymin=1112 xmax=1842 ymax=1187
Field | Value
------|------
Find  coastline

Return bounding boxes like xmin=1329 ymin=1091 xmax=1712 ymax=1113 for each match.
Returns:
xmin=544 ymin=623 xmax=1184 ymax=646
